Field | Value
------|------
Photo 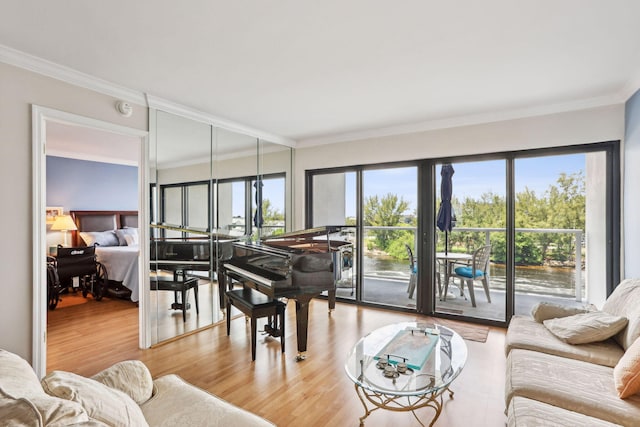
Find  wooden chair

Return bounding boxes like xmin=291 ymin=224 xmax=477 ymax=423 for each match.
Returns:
xmin=450 ymin=245 xmax=492 ymax=307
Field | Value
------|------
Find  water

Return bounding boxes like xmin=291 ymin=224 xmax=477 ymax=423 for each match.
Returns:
xmin=362 ymin=256 xmax=584 ymax=298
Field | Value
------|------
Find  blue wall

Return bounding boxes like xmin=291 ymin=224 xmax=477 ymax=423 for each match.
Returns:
xmin=46 ymin=156 xmax=138 ymax=211
xmin=624 ymin=89 xmax=640 ymax=278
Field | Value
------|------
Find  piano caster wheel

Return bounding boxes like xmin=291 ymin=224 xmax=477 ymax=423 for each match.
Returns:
xmin=296 ymin=352 xmax=307 ymax=362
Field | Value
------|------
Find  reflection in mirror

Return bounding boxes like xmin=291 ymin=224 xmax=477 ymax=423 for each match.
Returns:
xmin=149 ymin=110 xmax=293 ymax=345
xmin=150 ymin=110 xmax=214 ymax=344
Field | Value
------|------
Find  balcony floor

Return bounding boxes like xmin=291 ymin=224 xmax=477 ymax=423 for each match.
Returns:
xmin=335 ymin=275 xmax=585 ymax=322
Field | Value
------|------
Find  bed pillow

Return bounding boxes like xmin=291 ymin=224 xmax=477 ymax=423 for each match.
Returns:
xmin=115 ymin=228 xmax=138 ymax=246
xmin=79 ymin=231 xmax=119 ymax=247
xmin=543 ymin=311 xmax=628 ymax=344
xmin=41 ymin=371 xmax=148 ymax=427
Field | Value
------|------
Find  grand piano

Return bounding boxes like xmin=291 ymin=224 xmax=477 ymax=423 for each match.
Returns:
xmin=221 ymin=226 xmax=353 ymax=360
xmin=150 ymin=224 xmax=238 ymax=280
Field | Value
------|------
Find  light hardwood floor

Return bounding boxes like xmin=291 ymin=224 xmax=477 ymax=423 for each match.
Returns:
xmin=47 ymin=294 xmax=507 ymax=426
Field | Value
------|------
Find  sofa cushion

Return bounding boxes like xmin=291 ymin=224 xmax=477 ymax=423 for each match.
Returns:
xmin=602 ymin=278 xmax=640 ymax=350
xmin=506 ymin=349 xmax=640 ymax=426
xmin=41 ymin=370 xmax=148 ymax=427
xmin=0 ymin=350 xmax=91 ymax=426
xmin=614 ymin=337 xmax=640 ymax=398
xmin=543 ymin=311 xmax=628 ymax=344
xmin=91 ymin=360 xmax=153 ymax=405
xmin=507 ymin=396 xmax=622 ymax=427
xmin=140 ymin=374 xmax=275 ymax=427
xmin=505 ymin=316 xmax=624 ymax=367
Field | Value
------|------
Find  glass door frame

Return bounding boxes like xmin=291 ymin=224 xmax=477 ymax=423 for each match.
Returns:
xmin=305 ymin=140 xmax=620 ymax=327
xmin=423 ymin=141 xmax=620 ymax=327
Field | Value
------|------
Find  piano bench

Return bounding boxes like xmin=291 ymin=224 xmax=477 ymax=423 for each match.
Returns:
xmin=225 ymin=288 xmax=286 ymax=361
xmin=150 ymin=276 xmax=199 ymax=322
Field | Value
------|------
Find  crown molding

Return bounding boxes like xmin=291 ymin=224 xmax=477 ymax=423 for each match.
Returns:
xmin=0 ymin=44 xmax=296 ymax=147
xmin=619 ymin=70 xmax=640 ymax=103
xmin=0 ymin=44 xmax=147 ymax=105
xmin=146 ymin=94 xmax=296 ymax=148
xmin=46 ymin=149 xmax=139 ymax=167
xmin=296 ymin=94 xmax=625 ymax=148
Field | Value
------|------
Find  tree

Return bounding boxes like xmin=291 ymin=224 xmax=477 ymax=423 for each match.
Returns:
xmin=363 ymin=193 xmax=410 ymax=252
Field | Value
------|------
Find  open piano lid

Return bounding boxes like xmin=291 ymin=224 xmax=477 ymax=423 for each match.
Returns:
xmin=261 ymin=225 xmax=347 ymax=241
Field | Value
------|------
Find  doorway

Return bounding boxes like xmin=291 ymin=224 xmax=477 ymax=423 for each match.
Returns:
xmin=32 ymin=105 xmax=148 ymax=377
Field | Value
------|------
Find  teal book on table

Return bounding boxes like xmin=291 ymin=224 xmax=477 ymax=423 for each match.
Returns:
xmin=374 ymin=328 xmax=439 ymax=370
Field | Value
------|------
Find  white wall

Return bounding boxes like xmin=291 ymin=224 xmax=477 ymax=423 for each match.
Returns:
xmin=585 ymin=152 xmax=608 ymax=307
xmin=294 ymin=105 xmax=625 ymax=229
xmin=624 ymin=89 xmax=640 ymax=278
xmin=0 ymin=62 xmax=147 ymax=361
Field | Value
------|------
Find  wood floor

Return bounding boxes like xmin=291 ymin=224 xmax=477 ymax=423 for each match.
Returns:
xmin=47 ymin=294 xmax=508 ymax=426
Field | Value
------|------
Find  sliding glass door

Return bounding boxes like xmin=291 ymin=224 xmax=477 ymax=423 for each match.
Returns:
xmin=306 ymin=142 xmax=619 ymax=326
xmin=513 ymin=151 xmax=608 ymax=315
xmin=433 ymin=160 xmax=507 ymax=322
xmin=362 ymin=166 xmax=417 ymax=308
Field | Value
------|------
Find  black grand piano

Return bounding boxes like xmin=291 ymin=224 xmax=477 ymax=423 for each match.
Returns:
xmin=150 ymin=224 xmax=239 ymax=280
xmin=221 ymin=226 xmax=353 ymax=360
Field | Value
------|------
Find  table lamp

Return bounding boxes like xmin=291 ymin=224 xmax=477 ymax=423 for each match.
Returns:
xmin=51 ymin=214 xmax=78 ymax=247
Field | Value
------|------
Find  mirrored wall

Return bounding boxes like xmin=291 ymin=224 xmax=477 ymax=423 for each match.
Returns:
xmin=149 ymin=109 xmax=292 ymax=344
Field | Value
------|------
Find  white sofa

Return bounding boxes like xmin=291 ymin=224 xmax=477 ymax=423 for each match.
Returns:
xmin=0 ymin=349 xmax=275 ymax=427
xmin=505 ymin=278 xmax=640 ymax=426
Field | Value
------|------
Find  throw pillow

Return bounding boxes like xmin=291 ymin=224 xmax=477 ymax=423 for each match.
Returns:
xmin=41 ymin=371 xmax=149 ymax=427
xmin=0 ymin=350 xmax=90 ymax=426
xmin=91 ymin=360 xmax=153 ymax=405
xmin=531 ymin=302 xmax=590 ymax=323
xmin=543 ymin=311 xmax=628 ymax=345
xmin=602 ymin=278 xmax=640 ymax=350
xmin=0 ymin=392 xmax=90 ymax=427
xmin=614 ymin=337 xmax=640 ymax=398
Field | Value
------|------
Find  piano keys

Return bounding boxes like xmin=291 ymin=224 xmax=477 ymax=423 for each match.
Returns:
xmin=221 ymin=226 xmax=353 ymax=360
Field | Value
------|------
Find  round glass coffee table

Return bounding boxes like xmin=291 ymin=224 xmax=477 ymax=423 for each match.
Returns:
xmin=344 ymin=322 xmax=467 ymax=426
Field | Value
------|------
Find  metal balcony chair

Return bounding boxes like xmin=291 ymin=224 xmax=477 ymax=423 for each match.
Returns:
xmin=449 ymin=245 xmax=492 ymax=307
xmin=405 ymin=244 xmax=417 ymax=299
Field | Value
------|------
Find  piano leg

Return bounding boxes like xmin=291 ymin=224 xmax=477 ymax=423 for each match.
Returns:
xmin=328 ymin=289 xmax=336 ymax=313
xmin=218 ymin=273 xmax=227 ymax=310
xmin=294 ymin=294 xmax=315 ymax=361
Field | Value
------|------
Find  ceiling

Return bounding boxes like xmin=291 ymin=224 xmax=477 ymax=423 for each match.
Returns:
xmin=3 ymin=1 xmax=640 ymax=146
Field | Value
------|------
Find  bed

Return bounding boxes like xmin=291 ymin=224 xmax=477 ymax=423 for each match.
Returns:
xmin=70 ymin=210 xmax=140 ymax=302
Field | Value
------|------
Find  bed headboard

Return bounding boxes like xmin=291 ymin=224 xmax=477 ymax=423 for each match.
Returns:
xmin=70 ymin=210 xmax=138 ymax=246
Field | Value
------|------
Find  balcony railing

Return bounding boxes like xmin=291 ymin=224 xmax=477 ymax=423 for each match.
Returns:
xmin=363 ymin=225 xmax=584 ymax=301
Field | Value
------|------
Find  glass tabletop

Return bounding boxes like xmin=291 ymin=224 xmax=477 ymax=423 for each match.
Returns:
xmin=344 ymin=322 xmax=467 ymax=396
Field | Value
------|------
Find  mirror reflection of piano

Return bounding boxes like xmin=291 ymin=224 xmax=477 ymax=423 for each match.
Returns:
xmin=221 ymin=226 xmax=353 ymax=360
xmin=150 ymin=224 xmax=240 ymax=282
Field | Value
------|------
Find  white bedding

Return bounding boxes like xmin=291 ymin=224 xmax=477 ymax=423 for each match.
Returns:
xmin=95 ymin=245 xmax=140 ymax=302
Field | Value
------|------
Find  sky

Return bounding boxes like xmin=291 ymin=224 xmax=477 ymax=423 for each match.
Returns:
xmin=229 ymin=153 xmax=587 ymax=220
xmin=350 ymin=153 xmax=586 ymax=217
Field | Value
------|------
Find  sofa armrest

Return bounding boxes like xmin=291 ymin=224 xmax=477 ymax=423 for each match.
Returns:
xmin=140 ymin=375 xmax=275 ymax=427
